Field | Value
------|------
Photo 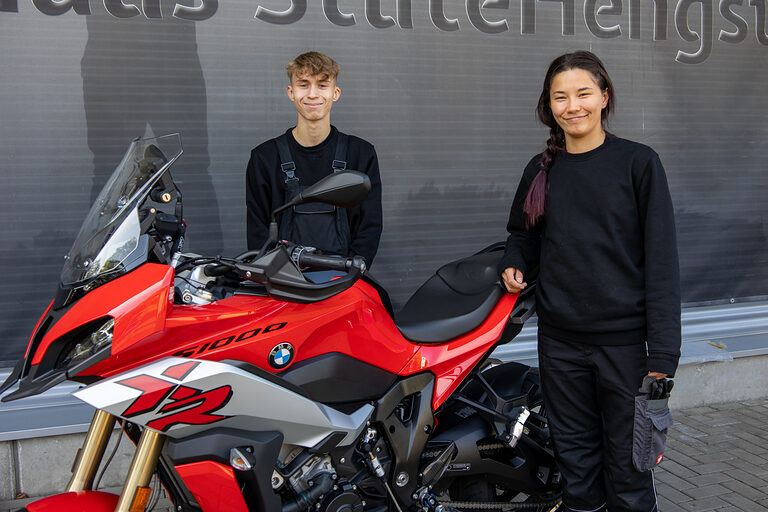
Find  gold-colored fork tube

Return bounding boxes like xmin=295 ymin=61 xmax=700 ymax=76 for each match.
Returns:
xmin=115 ymin=428 xmax=165 ymax=512
xmin=66 ymin=409 xmax=117 ymax=492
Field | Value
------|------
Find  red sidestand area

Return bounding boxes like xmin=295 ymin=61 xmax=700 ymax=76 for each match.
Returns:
xmin=25 ymin=490 xmax=119 ymax=512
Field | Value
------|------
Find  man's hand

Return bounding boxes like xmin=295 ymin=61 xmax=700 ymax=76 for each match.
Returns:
xmin=648 ymin=371 xmax=667 ymax=380
xmin=501 ymin=267 xmax=527 ymax=293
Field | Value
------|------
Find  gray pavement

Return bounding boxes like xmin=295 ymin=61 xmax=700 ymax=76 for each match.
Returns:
xmin=2 ymin=398 xmax=768 ymax=511
xmin=655 ymin=398 xmax=768 ymax=511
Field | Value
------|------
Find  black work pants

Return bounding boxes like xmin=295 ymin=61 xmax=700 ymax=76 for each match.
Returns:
xmin=538 ymin=334 xmax=657 ymax=512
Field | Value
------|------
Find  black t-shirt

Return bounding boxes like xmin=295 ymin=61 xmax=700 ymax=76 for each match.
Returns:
xmin=499 ymin=136 xmax=681 ymax=376
xmin=246 ymin=126 xmax=383 ymax=265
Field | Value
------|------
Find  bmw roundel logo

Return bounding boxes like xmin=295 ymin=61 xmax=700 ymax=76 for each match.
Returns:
xmin=268 ymin=343 xmax=294 ymax=369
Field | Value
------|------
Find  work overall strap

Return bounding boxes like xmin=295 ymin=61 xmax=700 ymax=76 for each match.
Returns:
xmin=275 ymin=134 xmax=299 ymax=242
xmin=331 ymin=132 xmax=351 ymax=252
xmin=275 ymin=130 xmax=353 ymax=254
xmin=275 ymin=134 xmax=299 ymax=186
xmin=332 ymin=133 xmax=348 ymax=173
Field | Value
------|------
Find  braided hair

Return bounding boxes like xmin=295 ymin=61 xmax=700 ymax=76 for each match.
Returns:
xmin=523 ymin=50 xmax=615 ymax=228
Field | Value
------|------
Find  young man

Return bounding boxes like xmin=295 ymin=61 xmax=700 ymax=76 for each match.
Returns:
xmin=246 ymin=52 xmax=383 ymax=265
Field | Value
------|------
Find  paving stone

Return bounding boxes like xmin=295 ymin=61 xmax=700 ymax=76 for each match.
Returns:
xmin=686 ymin=473 xmax=734 ymax=487
xmin=721 ymin=493 xmax=768 ymax=512
xmin=738 ymin=407 xmax=768 ymax=419
xmin=741 ymin=399 xmax=768 ymax=406
xmin=727 ymin=448 xmax=768 ymax=466
xmin=710 ymin=402 xmax=743 ymax=410
xmin=726 ymin=438 xmax=768 ymax=454
xmin=681 ymin=483 xmax=730 ymax=500
xmin=709 ymin=432 xmax=741 ymax=443
xmin=736 ymin=421 xmax=768 ymax=437
xmin=721 ymin=480 xmax=768 ymax=501
xmin=667 ymin=440 xmax=706 ymax=457
xmin=665 ymin=449 xmax=706 ymax=467
xmin=656 ymin=496 xmax=689 ymax=512
xmin=655 ymin=482 xmax=692 ymax=504
xmin=659 ymin=459 xmax=700 ymax=479
xmin=731 ymin=431 xmax=768 ymax=447
xmin=654 ymin=400 xmax=768 ymax=511
xmin=690 ymin=462 xmax=739 ymax=475
xmin=691 ymin=451 xmax=739 ymax=464
xmin=673 ymin=423 xmax=709 ymax=438
xmin=678 ymin=495 xmax=730 ymax=511
xmin=674 ymin=434 xmax=710 ymax=449
xmin=725 ymin=460 xmax=768 ymax=477
xmin=700 ymin=416 xmax=740 ymax=428
xmin=681 ymin=406 xmax=718 ymax=415
xmin=655 ymin=470 xmax=697 ymax=491
xmin=679 ymin=418 xmax=713 ymax=432
xmin=722 ymin=468 xmax=768 ymax=488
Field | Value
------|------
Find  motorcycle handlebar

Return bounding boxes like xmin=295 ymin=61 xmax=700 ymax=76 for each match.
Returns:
xmin=203 ymin=262 xmax=235 ymax=277
xmin=232 ymin=245 xmax=365 ymax=303
xmin=297 ymin=251 xmax=366 ymax=273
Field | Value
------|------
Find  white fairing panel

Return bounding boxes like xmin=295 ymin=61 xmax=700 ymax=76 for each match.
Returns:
xmin=74 ymin=357 xmax=373 ymax=446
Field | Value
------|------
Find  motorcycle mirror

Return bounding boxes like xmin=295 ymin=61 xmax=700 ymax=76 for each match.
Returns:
xmin=288 ymin=170 xmax=371 ymax=211
xmin=261 ymin=171 xmax=371 ymax=257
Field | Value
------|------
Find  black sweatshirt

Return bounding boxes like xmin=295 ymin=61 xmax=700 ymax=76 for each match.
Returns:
xmin=246 ymin=126 xmax=383 ymax=265
xmin=499 ymin=136 xmax=681 ymax=377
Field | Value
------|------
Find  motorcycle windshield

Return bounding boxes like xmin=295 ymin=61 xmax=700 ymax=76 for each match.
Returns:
xmin=61 ymin=134 xmax=182 ymax=286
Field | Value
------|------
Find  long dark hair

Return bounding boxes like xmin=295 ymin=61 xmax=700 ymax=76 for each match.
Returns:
xmin=523 ymin=50 xmax=616 ymax=228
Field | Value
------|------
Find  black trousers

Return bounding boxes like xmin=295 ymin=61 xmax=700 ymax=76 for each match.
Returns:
xmin=538 ymin=334 xmax=657 ymax=512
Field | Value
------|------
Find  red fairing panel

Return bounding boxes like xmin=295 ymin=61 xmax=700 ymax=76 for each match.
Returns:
xmin=30 ymin=256 xmax=518 ymax=412
xmin=24 ymin=300 xmax=53 ymax=359
xmin=400 ymin=291 xmax=519 ymax=409
xmin=92 ymin=278 xmax=421 ymax=380
xmin=175 ymin=461 xmax=249 ymax=512
xmin=26 ymin=491 xmax=119 ymax=511
xmin=30 ymin=263 xmax=174 ymax=366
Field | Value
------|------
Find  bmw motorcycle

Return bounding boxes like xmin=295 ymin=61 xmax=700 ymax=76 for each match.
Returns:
xmin=0 ymin=135 xmax=561 ymax=512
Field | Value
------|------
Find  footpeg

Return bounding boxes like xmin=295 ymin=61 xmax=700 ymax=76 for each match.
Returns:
xmin=504 ymin=406 xmax=530 ymax=448
xmin=420 ymin=442 xmax=457 ymax=488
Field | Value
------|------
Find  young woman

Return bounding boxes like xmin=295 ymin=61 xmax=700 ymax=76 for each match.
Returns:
xmin=499 ymin=51 xmax=681 ymax=512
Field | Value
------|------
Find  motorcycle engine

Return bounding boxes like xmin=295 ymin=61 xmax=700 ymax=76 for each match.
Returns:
xmin=286 ymin=453 xmax=335 ymax=494
xmin=278 ymin=449 xmax=366 ymax=512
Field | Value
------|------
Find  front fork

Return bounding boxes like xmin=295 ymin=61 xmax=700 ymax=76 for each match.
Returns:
xmin=68 ymin=409 xmax=166 ymax=512
xmin=67 ymin=409 xmax=116 ymax=492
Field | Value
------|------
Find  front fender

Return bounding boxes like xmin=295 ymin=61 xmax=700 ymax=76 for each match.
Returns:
xmin=25 ymin=491 xmax=118 ymax=512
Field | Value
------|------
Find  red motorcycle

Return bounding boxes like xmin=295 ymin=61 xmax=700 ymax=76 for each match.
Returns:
xmin=1 ymin=135 xmax=561 ymax=512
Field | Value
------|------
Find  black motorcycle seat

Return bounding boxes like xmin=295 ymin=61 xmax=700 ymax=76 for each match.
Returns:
xmin=395 ymin=251 xmax=504 ymax=343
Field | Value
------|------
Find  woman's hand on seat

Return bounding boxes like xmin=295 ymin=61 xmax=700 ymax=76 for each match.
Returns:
xmin=501 ymin=267 xmax=527 ymax=293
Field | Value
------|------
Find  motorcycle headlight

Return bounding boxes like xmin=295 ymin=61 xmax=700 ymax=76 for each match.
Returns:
xmin=58 ymin=318 xmax=114 ymax=368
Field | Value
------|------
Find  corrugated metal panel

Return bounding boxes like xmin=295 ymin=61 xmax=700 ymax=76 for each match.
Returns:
xmin=2 ymin=2 xmax=767 ymax=365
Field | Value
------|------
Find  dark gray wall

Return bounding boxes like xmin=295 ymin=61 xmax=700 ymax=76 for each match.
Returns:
xmin=1 ymin=0 xmax=767 ymax=362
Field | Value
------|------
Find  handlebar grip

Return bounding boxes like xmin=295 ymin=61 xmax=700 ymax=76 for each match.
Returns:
xmin=203 ymin=262 xmax=235 ymax=277
xmin=297 ymin=252 xmax=364 ymax=272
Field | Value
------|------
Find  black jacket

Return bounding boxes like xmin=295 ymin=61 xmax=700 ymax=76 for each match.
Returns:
xmin=246 ymin=126 xmax=383 ymax=265
xmin=499 ymin=136 xmax=681 ymax=376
